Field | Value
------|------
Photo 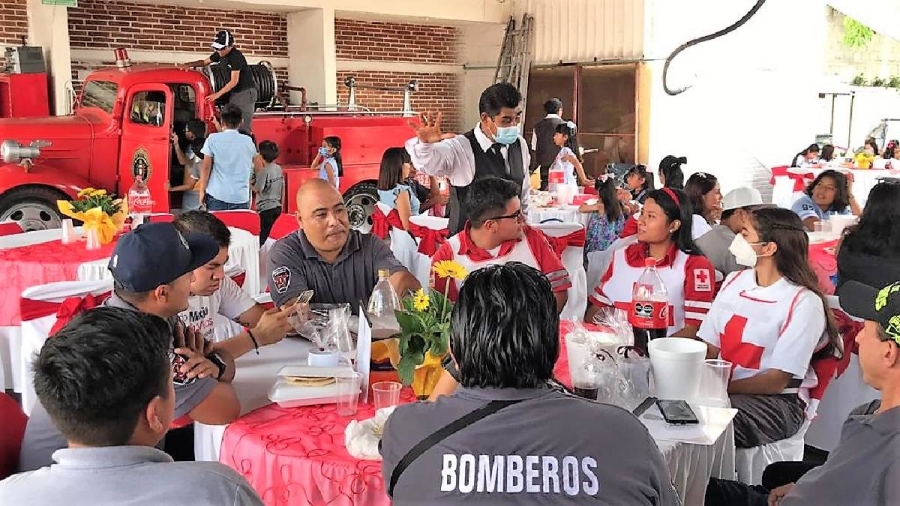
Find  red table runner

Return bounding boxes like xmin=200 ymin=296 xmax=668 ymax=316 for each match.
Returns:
xmin=0 ymin=239 xmax=118 ymax=326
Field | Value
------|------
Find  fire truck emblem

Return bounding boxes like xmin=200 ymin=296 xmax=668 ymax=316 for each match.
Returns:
xmin=132 ymin=148 xmax=152 ymax=181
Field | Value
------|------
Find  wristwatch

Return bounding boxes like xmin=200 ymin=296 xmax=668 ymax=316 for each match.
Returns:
xmin=207 ymin=352 xmax=227 ymax=381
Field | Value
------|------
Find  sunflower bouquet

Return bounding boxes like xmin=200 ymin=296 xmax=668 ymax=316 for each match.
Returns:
xmin=393 ymin=260 xmax=467 ymax=393
xmin=57 ymin=188 xmax=128 ymax=245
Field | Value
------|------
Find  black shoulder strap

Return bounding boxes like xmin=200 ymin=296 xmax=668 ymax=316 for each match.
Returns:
xmin=387 ymin=399 xmax=523 ymax=497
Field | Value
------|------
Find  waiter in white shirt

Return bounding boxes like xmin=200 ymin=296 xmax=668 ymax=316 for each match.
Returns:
xmin=405 ymin=83 xmax=531 ymax=235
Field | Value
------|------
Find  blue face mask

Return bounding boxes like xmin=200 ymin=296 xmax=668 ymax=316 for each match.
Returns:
xmin=318 ymin=146 xmax=331 ymax=158
xmin=493 ymin=125 xmax=519 ymax=145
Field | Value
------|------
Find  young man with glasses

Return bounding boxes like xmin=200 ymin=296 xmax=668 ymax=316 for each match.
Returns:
xmin=430 ymin=176 xmax=570 ymax=311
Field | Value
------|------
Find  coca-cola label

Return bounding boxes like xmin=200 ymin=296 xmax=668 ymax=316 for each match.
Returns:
xmin=628 ymin=300 xmax=669 ymax=329
xmin=129 ymin=195 xmax=152 ymax=207
xmin=548 ymin=170 xmax=565 ymax=183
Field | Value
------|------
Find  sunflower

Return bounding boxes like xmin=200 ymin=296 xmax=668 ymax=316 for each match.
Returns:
xmin=413 ymin=288 xmax=430 ymax=311
xmin=432 ymin=260 xmax=467 ymax=281
xmin=77 ymin=187 xmax=97 ymax=198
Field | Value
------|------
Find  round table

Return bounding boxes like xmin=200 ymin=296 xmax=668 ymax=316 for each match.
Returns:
xmin=787 ymin=167 xmax=896 ymax=208
xmin=218 ymin=322 xmax=734 ymax=506
xmin=809 ymin=238 xmax=839 ymax=295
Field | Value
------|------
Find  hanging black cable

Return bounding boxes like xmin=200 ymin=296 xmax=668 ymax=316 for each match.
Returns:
xmin=662 ymin=0 xmax=768 ymax=96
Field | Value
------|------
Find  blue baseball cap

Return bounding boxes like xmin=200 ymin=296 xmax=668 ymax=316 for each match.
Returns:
xmin=108 ymin=223 xmax=219 ymax=292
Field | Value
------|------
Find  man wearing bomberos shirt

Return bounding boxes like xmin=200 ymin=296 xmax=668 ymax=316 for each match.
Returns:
xmin=173 ymin=211 xmax=293 ymax=357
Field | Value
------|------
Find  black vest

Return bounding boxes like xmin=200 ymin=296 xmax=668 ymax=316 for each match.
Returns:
xmin=449 ymin=130 xmax=525 ymax=235
xmin=532 ymin=116 xmax=565 ymax=170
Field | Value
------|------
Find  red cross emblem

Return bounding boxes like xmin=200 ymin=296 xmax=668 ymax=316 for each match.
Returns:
xmin=693 ymin=268 xmax=712 ymax=292
xmin=696 ymin=270 xmax=709 ymax=283
xmin=720 ymin=315 xmax=765 ymax=370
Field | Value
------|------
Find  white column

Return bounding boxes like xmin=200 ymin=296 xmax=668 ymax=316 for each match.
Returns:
xmin=26 ymin=0 xmax=73 ymax=116
xmin=287 ymin=8 xmax=337 ymax=107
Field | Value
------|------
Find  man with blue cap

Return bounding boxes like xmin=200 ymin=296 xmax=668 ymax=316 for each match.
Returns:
xmin=18 ymin=223 xmax=241 ymax=472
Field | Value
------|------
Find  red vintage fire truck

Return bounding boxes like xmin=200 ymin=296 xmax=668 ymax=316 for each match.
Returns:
xmin=0 ymin=50 xmax=414 ymax=231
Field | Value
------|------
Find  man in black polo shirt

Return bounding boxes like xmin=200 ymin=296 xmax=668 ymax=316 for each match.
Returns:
xmin=530 ymin=98 xmax=564 ymax=191
xmin=185 ymin=29 xmax=257 ymax=134
xmin=267 ymin=179 xmax=420 ymax=313
xmin=406 ymin=83 xmax=531 ymax=236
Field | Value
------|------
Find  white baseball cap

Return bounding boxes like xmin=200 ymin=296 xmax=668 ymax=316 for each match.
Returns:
xmin=722 ymin=187 xmax=763 ymax=211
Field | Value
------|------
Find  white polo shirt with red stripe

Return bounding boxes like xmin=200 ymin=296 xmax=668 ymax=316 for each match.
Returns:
xmin=589 ymin=243 xmax=715 ymax=334
xmin=698 ymin=269 xmax=826 ymax=398
xmin=431 ymin=225 xmax=571 ymax=300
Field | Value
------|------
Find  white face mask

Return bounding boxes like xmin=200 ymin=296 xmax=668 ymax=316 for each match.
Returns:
xmin=729 ymin=234 xmax=762 ymax=267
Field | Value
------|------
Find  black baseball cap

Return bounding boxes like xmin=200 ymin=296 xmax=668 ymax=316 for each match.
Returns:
xmin=211 ymin=30 xmax=235 ymax=50
xmin=838 ymin=281 xmax=900 ymax=344
xmin=108 ymin=223 xmax=219 ymax=292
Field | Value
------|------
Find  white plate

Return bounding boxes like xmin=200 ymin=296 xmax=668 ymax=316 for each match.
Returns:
xmin=276 ymin=365 xmax=353 ymax=379
xmin=807 ymin=231 xmax=840 ymax=244
xmin=268 ymin=378 xmax=343 ymax=408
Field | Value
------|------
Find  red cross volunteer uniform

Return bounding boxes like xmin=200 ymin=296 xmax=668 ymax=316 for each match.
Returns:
xmin=697 ymin=269 xmax=826 ymax=446
xmin=431 ymin=225 xmax=570 ymax=301
xmin=589 ymin=242 xmax=715 ymax=334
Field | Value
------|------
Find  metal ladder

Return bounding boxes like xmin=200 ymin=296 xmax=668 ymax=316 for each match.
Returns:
xmin=494 ymin=13 xmax=534 ymax=95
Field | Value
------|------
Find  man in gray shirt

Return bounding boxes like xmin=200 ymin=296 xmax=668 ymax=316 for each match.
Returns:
xmin=380 ymin=263 xmax=679 ymax=505
xmin=18 ymin=223 xmax=241 ymax=471
xmin=0 ymin=308 xmax=262 ymax=505
xmin=267 ymin=178 xmax=419 ymax=312
xmin=695 ymin=187 xmax=765 ymax=276
xmin=706 ymin=279 xmax=900 ymax=506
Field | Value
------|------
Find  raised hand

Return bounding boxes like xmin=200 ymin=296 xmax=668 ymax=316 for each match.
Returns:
xmin=409 ymin=110 xmax=445 ymax=144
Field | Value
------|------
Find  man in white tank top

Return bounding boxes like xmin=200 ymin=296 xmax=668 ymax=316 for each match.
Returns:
xmin=431 ymin=177 xmax=570 ymax=313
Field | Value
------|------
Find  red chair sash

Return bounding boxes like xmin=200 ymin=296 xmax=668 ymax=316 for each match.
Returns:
xmin=808 ymin=308 xmax=864 ymax=401
xmin=20 ymin=292 xmax=111 ymax=336
xmin=371 ymin=206 xmax=404 ymax=240
xmin=268 ymin=213 xmax=299 ymax=241
xmin=407 ymin=222 xmax=449 ymax=256
xmin=212 ymin=211 xmax=261 ymax=236
xmin=544 ymin=229 xmax=587 ymax=257
xmin=230 ymin=271 xmax=246 ymax=288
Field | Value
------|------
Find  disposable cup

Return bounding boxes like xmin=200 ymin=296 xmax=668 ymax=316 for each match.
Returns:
xmin=699 ymin=359 xmax=732 ymax=407
xmin=335 ymin=371 xmax=362 ymax=416
xmin=372 ymin=381 xmax=402 ymax=410
xmin=648 ymin=338 xmax=707 ymax=401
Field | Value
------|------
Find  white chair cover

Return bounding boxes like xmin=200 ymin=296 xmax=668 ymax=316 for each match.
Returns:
xmin=586 ymin=235 xmax=639 ymax=292
xmin=772 ymin=176 xmax=805 ymax=210
xmin=735 ymin=420 xmax=811 ymax=485
xmin=408 ymin=215 xmax=450 ymax=288
xmin=531 ymin=222 xmax=587 ymax=322
xmin=19 ymin=279 xmax=113 ymax=415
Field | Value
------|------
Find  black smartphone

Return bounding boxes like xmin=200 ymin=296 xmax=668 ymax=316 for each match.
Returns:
xmin=655 ymin=399 xmax=699 ymax=425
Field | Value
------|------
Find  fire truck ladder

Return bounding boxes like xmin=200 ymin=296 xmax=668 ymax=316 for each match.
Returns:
xmin=494 ymin=14 xmax=534 ymax=96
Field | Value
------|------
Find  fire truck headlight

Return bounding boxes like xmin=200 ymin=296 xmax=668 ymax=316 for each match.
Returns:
xmin=1 ymin=140 xmax=45 ymax=164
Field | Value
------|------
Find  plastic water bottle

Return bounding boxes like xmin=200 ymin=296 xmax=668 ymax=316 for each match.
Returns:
xmin=630 ymin=258 xmax=669 ymax=355
xmin=127 ymin=173 xmax=153 ymax=228
xmin=367 ymin=269 xmax=400 ymax=318
xmin=548 ymin=159 xmax=566 ymax=192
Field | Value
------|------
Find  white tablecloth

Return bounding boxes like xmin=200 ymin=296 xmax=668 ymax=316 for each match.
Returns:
xmin=657 ymin=428 xmax=735 ymax=506
xmin=787 ymin=167 xmax=892 ymax=208
xmin=806 ymin=354 xmax=879 ymax=452
xmin=527 ymin=205 xmax=591 ymax=228
xmin=194 ymin=338 xmax=314 ymax=462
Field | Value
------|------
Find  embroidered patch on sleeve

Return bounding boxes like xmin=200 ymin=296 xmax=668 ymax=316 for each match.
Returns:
xmin=693 ymin=268 xmax=712 ymax=292
xmin=271 ymin=266 xmax=292 ymax=294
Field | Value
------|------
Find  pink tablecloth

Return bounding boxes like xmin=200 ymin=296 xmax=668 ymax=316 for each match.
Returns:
xmin=219 ymin=388 xmax=418 ymax=506
xmin=0 ymin=239 xmax=118 ymax=325
xmin=809 ymin=239 xmax=839 ymax=296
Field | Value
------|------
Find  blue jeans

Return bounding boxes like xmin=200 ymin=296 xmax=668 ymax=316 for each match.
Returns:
xmin=206 ymin=195 xmax=250 ymax=211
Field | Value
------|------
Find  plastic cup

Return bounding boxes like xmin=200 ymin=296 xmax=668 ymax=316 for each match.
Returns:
xmin=372 ymin=381 xmax=402 ymax=410
xmin=61 ymin=219 xmax=76 ymax=245
xmin=648 ymin=338 xmax=707 ymax=401
xmin=699 ymin=359 xmax=732 ymax=408
xmin=335 ymin=371 xmax=362 ymax=416
xmin=814 ymin=220 xmax=830 ymax=233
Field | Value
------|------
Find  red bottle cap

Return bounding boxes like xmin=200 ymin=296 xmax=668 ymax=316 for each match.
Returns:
xmin=645 ymin=258 xmax=657 ymax=268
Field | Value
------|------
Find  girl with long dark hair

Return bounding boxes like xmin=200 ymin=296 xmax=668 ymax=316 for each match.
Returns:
xmin=623 ymin=164 xmax=654 ymax=204
xmin=311 ymin=135 xmax=343 ymax=189
xmin=586 ymin=188 xmax=715 ymax=339
xmin=579 ymin=172 xmax=625 ymax=254
xmin=376 ymin=147 xmax=419 ymax=230
xmin=837 ymin=181 xmax=900 ymax=289
xmin=791 ymin=170 xmax=860 ymax=231
xmin=791 ymin=143 xmax=821 ymax=168
xmin=684 ymin=171 xmax=723 ymax=228
xmin=658 ymin=155 xmax=686 ymax=189
xmin=699 ymin=208 xmax=841 ymax=448
xmin=552 ymin=122 xmax=593 ymax=187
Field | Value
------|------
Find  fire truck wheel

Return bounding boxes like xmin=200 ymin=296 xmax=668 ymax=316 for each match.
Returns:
xmin=343 ymin=181 xmax=378 ymax=234
xmin=0 ymin=186 xmax=66 ymax=232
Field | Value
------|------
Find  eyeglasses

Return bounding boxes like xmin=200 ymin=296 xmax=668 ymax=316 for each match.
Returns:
xmin=488 ymin=209 xmax=524 ymax=222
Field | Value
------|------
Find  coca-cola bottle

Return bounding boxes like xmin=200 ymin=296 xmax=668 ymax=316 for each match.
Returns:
xmin=548 ymin=159 xmax=566 ymax=192
xmin=629 ymin=258 xmax=669 ymax=355
xmin=127 ymin=172 xmax=153 ymax=229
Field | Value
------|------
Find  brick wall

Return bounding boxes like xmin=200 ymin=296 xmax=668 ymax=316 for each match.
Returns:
xmin=335 ymin=19 xmax=462 ymax=131
xmin=68 ymin=0 xmax=287 ymax=56
xmin=826 ymin=8 xmax=900 ymax=82
xmin=0 ymin=0 xmax=28 ymax=70
xmin=335 ymin=19 xmax=459 ymax=65
xmin=337 ymin=71 xmax=461 ymax=131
